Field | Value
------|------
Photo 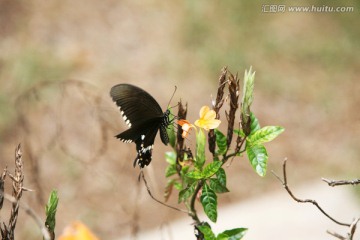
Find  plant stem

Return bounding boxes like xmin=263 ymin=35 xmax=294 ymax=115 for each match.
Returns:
xmin=189 ymin=180 xmax=204 ymax=224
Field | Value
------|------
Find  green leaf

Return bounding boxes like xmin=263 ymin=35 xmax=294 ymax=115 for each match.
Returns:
xmin=165 ymin=151 xmax=176 ymax=165
xmin=197 ymin=224 xmax=216 ymax=240
xmin=249 ymin=112 xmax=260 ymax=134
xmin=200 ymin=183 xmax=218 ymax=222
xmin=166 ymin=109 xmax=176 ymax=148
xmin=217 ymin=228 xmax=248 ymax=240
xmin=164 ymin=179 xmax=178 ymax=201
xmin=202 ymin=160 xmax=223 ymax=178
xmin=180 ymin=165 xmax=190 ymax=176
xmin=209 ymin=178 xmax=229 ymax=193
xmin=247 ymin=126 xmax=285 ymax=147
xmin=196 ymin=129 xmax=206 ymax=169
xmin=186 ymin=170 xmax=204 ymax=179
xmin=178 ymin=182 xmax=196 ymax=203
xmin=215 ymin=129 xmax=227 ymax=155
xmin=233 ymin=129 xmax=245 ymax=137
xmin=165 ymin=164 xmax=177 ymax=177
xmin=173 ymin=181 xmax=182 ymax=190
xmin=246 ymin=144 xmax=268 ymax=177
xmin=216 ymin=167 xmax=227 ymax=188
xmin=45 ymin=190 xmax=59 ymax=232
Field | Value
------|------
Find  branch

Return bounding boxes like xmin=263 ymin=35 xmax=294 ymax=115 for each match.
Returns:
xmin=271 ymin=159 xmax=351 ymax=227
xmin=327 ymin=218 xmax=360 ymax=240
xmin=139 ymin=171 xmax=188 ymax=214
xmin=189 ymin=180 xmax=204 ymax=225
xmin=2 ymin=193 xmax=51 ymax=240
xmin=322 ymin=178 xmax=360 ymax=187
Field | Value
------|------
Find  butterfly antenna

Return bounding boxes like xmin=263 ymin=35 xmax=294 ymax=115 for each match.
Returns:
xmin=167 ymin=86 xmax=177 ymax=108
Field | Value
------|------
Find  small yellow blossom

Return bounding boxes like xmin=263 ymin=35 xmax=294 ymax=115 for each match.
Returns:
xmin=58 ymin=221 xmax=99 ymax=240
xmin=194 ymin=106 xmax=221 ymax=131
xmin=178 ymin=119 xmax=195 ymax=138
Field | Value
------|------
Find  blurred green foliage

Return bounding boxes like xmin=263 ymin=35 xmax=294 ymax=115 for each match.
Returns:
xmin=180 ymin=0 xmax=359 ymax=84
xmin=0 ymin=47 xmax=74 ymax=139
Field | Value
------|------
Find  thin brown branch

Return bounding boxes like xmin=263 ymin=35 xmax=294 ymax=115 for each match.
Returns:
xmin=322 ymin=178 xmax=360 ymax=187
xmin=326 ymin=218 xmax=359 ymax=240
xmin=271 ymin=159 xmax=351 ymax=227
xmin=139 ymin=171 xmax=188 ymax=214
xmin=349 ymin=218 xmax=360 ymax=240
xmin=326 ymin=230 xmax=347 ymax=240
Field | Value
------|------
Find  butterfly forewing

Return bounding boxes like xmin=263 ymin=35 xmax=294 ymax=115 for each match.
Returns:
xmin=110 ymin=84 xmax=164 ymax=128
xmin=110 ymin=84 xmax=171 ymax=168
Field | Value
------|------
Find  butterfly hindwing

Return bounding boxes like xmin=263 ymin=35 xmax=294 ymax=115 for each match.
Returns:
xmin=133 ymin=121 xmax=160 ymax=168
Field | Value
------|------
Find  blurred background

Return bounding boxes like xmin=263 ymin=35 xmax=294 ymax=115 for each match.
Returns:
xmin=0 ymin=0 xmax=359 ymax=239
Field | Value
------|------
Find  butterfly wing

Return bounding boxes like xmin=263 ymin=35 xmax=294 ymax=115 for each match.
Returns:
xmin=110 ymin=84 xmax=169 ymax=168
xmin=117 ymin=118 xmax=164 ymax=168
xmin=110 ymin=84 xmax=164 ymax=128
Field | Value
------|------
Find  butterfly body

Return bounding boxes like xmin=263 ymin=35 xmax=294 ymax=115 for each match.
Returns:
xmin=110 ymin=84 xmax=170 ymax=168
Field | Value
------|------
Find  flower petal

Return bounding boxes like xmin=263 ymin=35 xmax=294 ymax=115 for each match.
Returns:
xmin=195 ymin=106 xmax=221 ymax=131
xmin=178 ymin=119 xmax=191 ymax=126
xmin=203 ymin=109 xmax=217 ymax=121
xmin=199 ymin=106 xmax=210 ymax=119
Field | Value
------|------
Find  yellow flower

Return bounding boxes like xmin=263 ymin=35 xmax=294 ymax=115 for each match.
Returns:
xmin=58 ymin=221 xmax=99 ymax=240
xmin=194 ymin=106 xmax=221 ymax=131
xmin=178 ymin=119 xmax=195 ymax=138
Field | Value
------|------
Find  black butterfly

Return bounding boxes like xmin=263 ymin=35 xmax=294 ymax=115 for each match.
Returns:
xmin=110 ymin=84 xmax=171 ymax=168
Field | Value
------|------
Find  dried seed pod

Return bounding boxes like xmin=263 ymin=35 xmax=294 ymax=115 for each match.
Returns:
xmin=227 ymin=72 xmax=239 ymax=148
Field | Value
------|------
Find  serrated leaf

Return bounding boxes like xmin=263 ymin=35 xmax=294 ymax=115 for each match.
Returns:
xmin=209 ymin=178 xmax=229 ymax=193
xmin=215 ymin=129 xmax=227 ymax=155
xmin=202 ymin=160 xmax=223 ymax=178
xmin=165 ymin=151 xmax=176 ymax=165
xmin=196 ymin=129 xmax=206 ymax=169
xmin=178 ymin=181 xmax=196 ymax=203
xmin=165 ymin=164 xmax=177 ymax=177
xmin=247 ymin=126 xmax=284 ymax=147
xmin=197 ymin=225 xmax=216 ymax=240
xmin=186 ymin=170 xmax=204 ymax=179
xmin=246 ymin=144 xmax=268 ymax=177
xmin=200 ymin=183 xmax=218 ymax=222
xmin=217 ymin=228 xmax=248 ymax=240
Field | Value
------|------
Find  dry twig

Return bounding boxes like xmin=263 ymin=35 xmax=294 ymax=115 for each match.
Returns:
xmin=139 ymin=171 xmax=188 ymax=214
xmin=322 ymin=178 xmax=360 ymax=187
xmin=272 ymin=159 xmax=360 ymax=240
